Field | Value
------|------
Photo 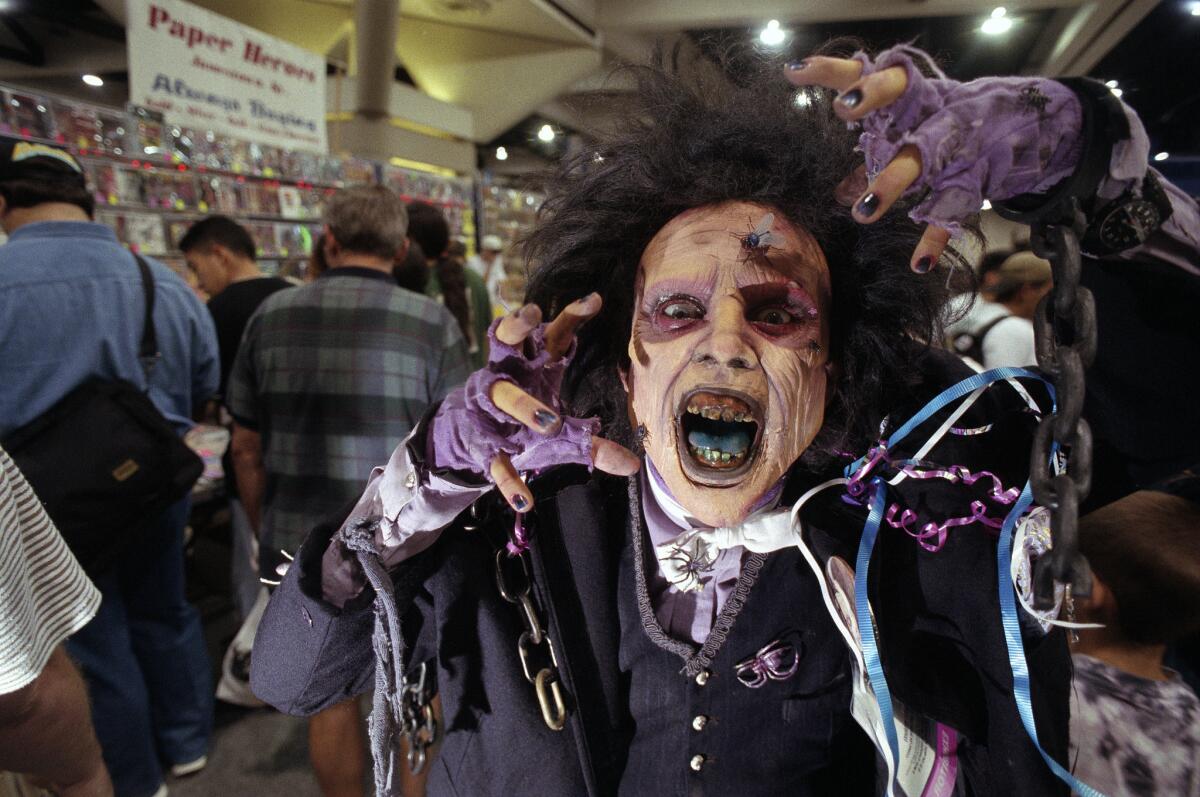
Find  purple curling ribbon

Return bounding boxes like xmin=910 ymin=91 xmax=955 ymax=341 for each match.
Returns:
xmin=846 ymin=442 xmax=890 ymax=498
xmin=897 ymin=464 xmax=1021 ymax=505
xmin=885 ymin=499 xmax=1006 ymax=553
xmin=846 ymin=450 xmax=1022 ymax=552
xmin=506 ymin=512 xmax=530 ymax=556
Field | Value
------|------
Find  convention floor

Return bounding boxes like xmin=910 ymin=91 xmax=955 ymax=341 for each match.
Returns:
xmin=180 ymin=500 xmax=324 ymax=794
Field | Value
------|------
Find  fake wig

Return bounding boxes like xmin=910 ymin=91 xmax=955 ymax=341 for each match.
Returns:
xmin=524 ymin=47 xmax=962 ymax=463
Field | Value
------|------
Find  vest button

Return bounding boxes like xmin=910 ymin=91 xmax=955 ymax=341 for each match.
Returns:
xmin=689 ymin=754 xmax=706 ymax=772
xmin=695 ymin=669 xmax=710 ymax=686
xmin=692 ymin=715 xmax=708 ymax=731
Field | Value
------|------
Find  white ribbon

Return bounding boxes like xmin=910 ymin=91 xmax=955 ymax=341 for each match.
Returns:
xmin=655 ymin=509 xmax=795 ymax=592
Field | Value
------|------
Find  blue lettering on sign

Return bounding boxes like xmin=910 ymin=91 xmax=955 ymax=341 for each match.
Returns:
xmin=150 ymin=74 xmax=241 ymax=113
xmin=248 ymin=99 xmax=318 ymax=132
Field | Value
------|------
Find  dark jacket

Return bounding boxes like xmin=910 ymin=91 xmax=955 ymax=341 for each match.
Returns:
xmin=252 ymin=348 xmax=1073 ymax=796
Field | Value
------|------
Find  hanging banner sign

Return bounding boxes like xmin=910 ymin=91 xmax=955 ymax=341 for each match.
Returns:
xmin=126 ymin=0 xmax=328 ymax=154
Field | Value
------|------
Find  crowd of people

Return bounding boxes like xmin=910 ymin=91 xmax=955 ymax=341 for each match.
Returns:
xmin=0 ymin=38 xmax=1197 ymax=797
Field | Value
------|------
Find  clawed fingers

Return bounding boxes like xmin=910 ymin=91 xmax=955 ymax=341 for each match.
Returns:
xmin=784 ymin=56 xmax=863 ymax=93
xmin=490 ymin=380 xmax=562 ymax=435
xmin=495 ymin=303 xmax=543 ymax=347
xmin=590 ymin=435 xmax=640 ymax=477
xmin=852 ymin=144 xmax=922 ymax=224
xmin=544 ymin=292 xmax=602 ymax=359
xmin=831 ymin=66 xmax=909 ymax=122
xmin=910 ymin=225 xmax=952 ymax=274
xmin=490 ymin=453 xmax=533 ymax=513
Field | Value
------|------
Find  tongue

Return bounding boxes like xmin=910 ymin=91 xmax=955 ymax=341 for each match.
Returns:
xmin=688 ymin=427 xmax=752 ymax=454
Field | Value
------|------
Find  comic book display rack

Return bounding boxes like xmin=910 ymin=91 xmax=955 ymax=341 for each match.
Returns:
xmin=0 ymin=84 xmax=475 ymax=282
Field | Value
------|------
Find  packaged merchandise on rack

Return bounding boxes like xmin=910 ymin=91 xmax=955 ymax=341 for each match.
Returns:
xmin=5 ymin=90 xmax=54 ymax=140
xmin=0 ymin=80 xmax=478 ymax=270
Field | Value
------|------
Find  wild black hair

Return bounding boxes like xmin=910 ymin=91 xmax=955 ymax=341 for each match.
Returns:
xmin=524 ymin=46 xmax=962 ymax=463
xmin=178 ymin=214 xmax=257 ymax=261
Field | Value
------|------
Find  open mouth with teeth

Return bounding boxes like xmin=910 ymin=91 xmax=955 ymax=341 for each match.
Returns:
xmin=676 ymin=389 xmax=763 ymax=482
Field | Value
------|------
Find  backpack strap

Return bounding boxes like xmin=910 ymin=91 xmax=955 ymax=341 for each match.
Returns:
xmin=133 ymin=253 xmax=161 ymax=382
xmin=973 ymin=313 xmax=1012 ymax=355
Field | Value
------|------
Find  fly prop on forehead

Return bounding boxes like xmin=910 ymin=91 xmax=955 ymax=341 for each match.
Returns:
xmin=734 ymin=212 xmax=781 ymax=259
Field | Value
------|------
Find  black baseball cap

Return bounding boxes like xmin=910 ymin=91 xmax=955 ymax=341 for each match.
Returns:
xmin=0 ymin=138 xmax=85 ymax=184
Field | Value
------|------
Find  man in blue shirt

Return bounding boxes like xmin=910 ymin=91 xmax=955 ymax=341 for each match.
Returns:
xmin=0 ymin=139 xmax=219 ymax=797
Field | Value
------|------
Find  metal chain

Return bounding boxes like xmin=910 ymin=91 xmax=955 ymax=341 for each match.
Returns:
xmin=494 ymin=530 xmax=569 ymax=731
xmin=398 ymin=661 xmax=438 ymax=774
xmin=1026 ymin=200 xmax=1096 ymax=608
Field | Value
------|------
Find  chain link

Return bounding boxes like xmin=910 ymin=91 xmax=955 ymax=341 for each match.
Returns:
xmin=398 ymin=661 xmax=439 ymax=774
xmin=1027 ymin=200 xmax=1096 ymax=608
xmin=494 ymin=542 xmax=569 ymax=731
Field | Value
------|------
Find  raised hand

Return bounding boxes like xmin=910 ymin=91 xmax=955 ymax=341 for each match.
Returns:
xmin=786 ymin=47 xmax=1084 ymax=272
xmin=427 ymin=293 xmax=640 ymax=514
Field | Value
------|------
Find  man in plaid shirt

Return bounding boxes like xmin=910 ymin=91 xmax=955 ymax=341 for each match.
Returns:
xmin=227 ymin=184 xmax=468 ymax=796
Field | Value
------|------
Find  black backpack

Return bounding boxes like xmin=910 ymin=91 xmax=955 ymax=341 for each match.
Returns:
xmin=3 ymin=254 xmax=203 ymax=575
xmin=948 ymin=313 xmax=1011 ymax=366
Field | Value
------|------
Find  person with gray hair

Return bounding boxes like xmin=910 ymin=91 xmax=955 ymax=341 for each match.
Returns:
xmin=226 ymin=184 xmax=469 ymax=796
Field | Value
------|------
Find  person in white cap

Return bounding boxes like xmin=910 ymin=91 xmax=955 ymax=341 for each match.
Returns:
xmin=467 ymin=233 xmax=507 ymax=306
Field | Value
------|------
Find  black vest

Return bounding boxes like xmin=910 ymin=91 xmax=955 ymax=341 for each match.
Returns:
xmin=616 ymin=511 xmax=876 ymax=796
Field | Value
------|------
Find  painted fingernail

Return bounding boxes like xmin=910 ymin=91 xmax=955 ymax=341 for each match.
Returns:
xmin=855 ymin=192 xmax=880 ymax=218
xmin=785 ymin=60 xmax=809 ymax=71
xmin=534 ymin=409 xmax=559 ymax=429
xmin=913 ymin=255 xmax=935 ymax=274
xmin=838 ymin=89 xmax=863 ymax=109
xmin=511 ymin=494 xmax=528 ymax=511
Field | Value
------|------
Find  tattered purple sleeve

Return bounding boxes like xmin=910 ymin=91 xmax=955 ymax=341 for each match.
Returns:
xmin=854 ymin=46 xmax=1200 ymax=274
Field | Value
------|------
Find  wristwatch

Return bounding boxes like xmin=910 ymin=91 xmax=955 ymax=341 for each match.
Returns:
xmin=1081 ymin=168 xmax=1174 ymax=255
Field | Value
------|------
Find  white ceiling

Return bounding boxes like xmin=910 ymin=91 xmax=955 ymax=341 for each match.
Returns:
xmin=0 ymin=0 xmax=1157 ymax=160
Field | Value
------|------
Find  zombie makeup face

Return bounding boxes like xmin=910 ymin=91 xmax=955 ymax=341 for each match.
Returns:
xmin=625 ymin=201 xmax=832 ymax=528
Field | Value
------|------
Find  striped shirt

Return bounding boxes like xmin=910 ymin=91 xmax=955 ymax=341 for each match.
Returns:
xmin=0 ymin=446 xmax=100 ymax=694
xmin=226 ymin=267 xmax=469 ymax=557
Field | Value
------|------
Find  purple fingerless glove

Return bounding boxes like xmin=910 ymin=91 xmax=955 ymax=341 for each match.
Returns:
xmin=853 ymin=45 xmax=1083 ymax=234
xmin=427 ymin=316 xmax=601 ymax=478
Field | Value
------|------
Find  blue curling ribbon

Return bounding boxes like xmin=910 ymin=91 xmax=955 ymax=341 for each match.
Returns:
xmin=853 ymin=478 xmax=900 ymax=790
xmin=847 ymin=367 xmax=1107 ymax=797
xmin=997 ymin=485 xmax=1106 ymax=797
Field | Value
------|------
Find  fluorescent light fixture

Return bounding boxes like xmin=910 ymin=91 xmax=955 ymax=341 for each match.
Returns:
xmin=82 ymin=74 xmax=104 ymax=87
xmin=495 ymin=146 xmax=508 ymax=161
xmin=759 ymin=19 xmax=786 ymax=47
xmin=537 ymin=124 xmax=555 ymax=143
xmin=1154 ymin=151 xmax=1169 ymax=162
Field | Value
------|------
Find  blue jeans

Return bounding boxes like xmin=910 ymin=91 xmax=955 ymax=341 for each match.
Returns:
xmin=67 ymin=498 xmax=213 ymax=797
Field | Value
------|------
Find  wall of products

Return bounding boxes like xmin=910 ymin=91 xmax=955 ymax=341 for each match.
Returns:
xmin=0 ymin=84 xmax=475 ymax=282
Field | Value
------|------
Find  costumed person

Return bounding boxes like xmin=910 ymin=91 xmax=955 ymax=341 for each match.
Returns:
xmin=251 ymin=43 xmax=1200 ymax=797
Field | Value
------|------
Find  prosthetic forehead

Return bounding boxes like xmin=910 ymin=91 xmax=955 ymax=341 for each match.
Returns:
xmin=636 ymin=205 xmax=828 ymax=299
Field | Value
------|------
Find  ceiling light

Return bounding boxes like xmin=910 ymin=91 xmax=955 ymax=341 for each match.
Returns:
xmin=1110 ymin=87 xmax=1123 ymax=98
xmin=537 ymin=124 xmax=555 ymax=143
xmin=759 ymin=19 xmax=786 ymax=47
xmin=495 ymin=146 xmax=508 ymax=161
xmin=1154 ymin=151 xmax=1169 ymax=162
xmin=981 ymin=15 xmax=1013 ymax=35
xmin=82 ymin=74 xmax=104 ymax=87
xmin=1191 ymin=2 xmax=1200 ymax=16
xmin=991 ymin=6 xmax=1007 ymax=18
